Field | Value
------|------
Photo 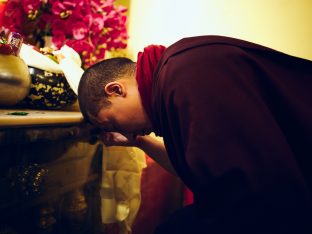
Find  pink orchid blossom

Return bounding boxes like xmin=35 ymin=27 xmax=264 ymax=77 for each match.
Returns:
xmin=72 ymin=21 xmax=89 ymax=40
xmin=2 ymin=0 xmax=128 ymax=68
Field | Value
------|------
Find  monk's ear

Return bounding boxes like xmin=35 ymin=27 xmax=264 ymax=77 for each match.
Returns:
xmin=104 ymin=81 xmax=126 ymax=97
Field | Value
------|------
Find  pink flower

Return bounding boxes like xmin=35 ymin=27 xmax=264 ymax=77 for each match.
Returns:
xmin=2 ymin=0 xmax=128 ymax=68
xmin=91 ymin=14 xmax=105 ymax=34
xmin=95 ymin=47 xmax=106 ymax=59
xmin=2 ymin=0 xmax=23 ymax=31
xmin=51 ymin=0 xmax=76 ymax=19
xmin=72 ymin=22 xmax=88 ymax=40
xmin=51 ymin=29 xmax=66 ymax=48
xmin=90 ymin=0 xmax=106 ymax=13
xmin=117 ymin=5 xmax=127 ymax=14
xmin=22 ymin=0 xmax=41 ymax=15
xmin=50 ymin=18 xmax=67 ymax=35
xmin=66 ymin=38 xmax=94 ymax=54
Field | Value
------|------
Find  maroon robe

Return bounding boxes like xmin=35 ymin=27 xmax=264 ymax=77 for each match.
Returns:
xmin=151 ymin=36 xmax=312 ymax=233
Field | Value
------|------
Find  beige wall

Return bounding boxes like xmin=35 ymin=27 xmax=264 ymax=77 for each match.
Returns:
xmin=127 ymin=0 xmax=312 ymax=61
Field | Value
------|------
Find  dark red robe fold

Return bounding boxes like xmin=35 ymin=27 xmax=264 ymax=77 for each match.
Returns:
xmin=151 ymin=35 xmax=312 ymax=233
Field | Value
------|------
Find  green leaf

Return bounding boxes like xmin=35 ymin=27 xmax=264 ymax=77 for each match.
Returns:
xmin=7 ymin=112 xmax=29 ymax=116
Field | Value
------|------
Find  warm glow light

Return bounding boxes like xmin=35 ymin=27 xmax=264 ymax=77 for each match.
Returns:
xmin=127 ymin=0 xmax=312 ymax=61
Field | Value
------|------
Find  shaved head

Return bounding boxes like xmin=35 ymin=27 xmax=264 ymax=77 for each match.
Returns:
xmin=78 ymin=57 xmax=136 ymax=122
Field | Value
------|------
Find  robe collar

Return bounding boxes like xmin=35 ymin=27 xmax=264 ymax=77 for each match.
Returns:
xmin=135 ymin=45 xmax=166 ymax=124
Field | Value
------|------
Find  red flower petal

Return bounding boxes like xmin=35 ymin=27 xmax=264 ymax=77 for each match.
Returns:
xmin=72 ymin=22 xmax=89 ymax=40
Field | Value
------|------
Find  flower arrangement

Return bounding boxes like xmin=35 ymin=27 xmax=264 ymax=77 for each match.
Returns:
xmin=2 ymin=0 xmax=128 ymax=68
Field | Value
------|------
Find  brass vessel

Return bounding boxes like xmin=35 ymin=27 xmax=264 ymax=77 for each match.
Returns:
xmin=0 ymin=55 xmax=31 ymax=106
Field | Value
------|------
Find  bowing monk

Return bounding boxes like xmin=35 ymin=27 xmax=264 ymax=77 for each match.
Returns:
xmin=78 ymin=36 xmax=312 ymax=233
